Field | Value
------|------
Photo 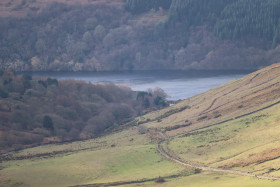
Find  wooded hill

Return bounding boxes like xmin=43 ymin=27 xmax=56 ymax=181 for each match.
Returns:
xmin=0 ymin=71 xmax=167 ymax=152
xmin=1 ymin=0 xmax=280 ymax=71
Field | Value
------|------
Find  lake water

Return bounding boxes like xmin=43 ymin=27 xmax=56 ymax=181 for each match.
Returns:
xmin=31 ymin=70 xmax=251 ymax=101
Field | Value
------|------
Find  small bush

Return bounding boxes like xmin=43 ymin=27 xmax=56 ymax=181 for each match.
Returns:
xmin=38 ymin=80 xmax=47 ymax=88
xmin=144 ymin=98 xmax=150 ymax=108
xmin=214 ymin=114 xmax=222 ymax=118
xmin=194 ymin=168 xmax=202 ymax=174
xmin=164 ymin=123 xmax=192 ymax=131
xmin=23 ymin=80 xmax=32 ymax=89
xmin=155 ymin=176 xmax=165 ymax=183
xmin=137 ymin=91 xmax=148 ymax=100
xmin=22 ymin=74 xmax=32 ymax=81
xmin=197 ymin=116 xmax=207 ymax=121
xmin=47 ymin=78 xmax=58 ymax=87
xmin=43 ymin=115 xmax=54 ymax=131
xmin=137 ymin=126 xmax=147 ymax=134
xmin=154 ymin=96 xmax=167 ymax=107
xmin=12 ymin=143 xmax=24 ymax=151
xmin=156 ymin=105 xmax=190 ymax=121
xmin=0 ymin=88 xmax=9 ymax=98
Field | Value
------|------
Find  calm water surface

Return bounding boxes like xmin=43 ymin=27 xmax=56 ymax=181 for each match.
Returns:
xmin=32 ymin=70 xmax=251 ymax=100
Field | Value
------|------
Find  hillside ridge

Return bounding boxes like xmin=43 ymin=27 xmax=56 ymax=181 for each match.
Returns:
xmin=1 ymin=0 xmax=280 ymax=71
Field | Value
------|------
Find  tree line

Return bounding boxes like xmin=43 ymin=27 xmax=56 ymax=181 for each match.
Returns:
xmin=168 ymin=0 xmax=280 ymax=47
xmin=0 ymin=71 xmax=167 ymax=152
xmin=125 ymin=0 xmax=172 ymax=13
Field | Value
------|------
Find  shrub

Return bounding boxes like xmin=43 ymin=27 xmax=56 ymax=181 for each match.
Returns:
xmin=164 ymin=123 xmax=192 ymax=131
xmin=144 ymin=98 xmax=150 ymax=108
xmin=111 ymin=104 xmax=134 ymax=122
xmin=23 ymin=80 xmax=32 ymax=89
xmin=43 ymin=115 xmax=54 ymax=131
xmin=0 ymin=88 xmax=9 ymax=98
xmin=19 ymin=133 xmax=43 ymax=145
xmin=238 ymin=105 xmax=243 ymax=108
xmin=197 ymin=116 xmax=207 ymax=121
xmin=22 ymin=74 xmax=32 ymax=81
xmin=32 ymin=128 xmax=51 ymax=137
xmin=137 ymin=91 xmax=148 ymax=100
xmin=47 ymin=78 xmax=58 ymax=87
xmin=137 ymin=126 xmax=147 ymax=134
xmin=55 ymin=106 xmax=79 ymax=121
xmin=156 ymin=106 xmax=190 ymax=121
xmin=154 ymin=96 xmax=164 ymax=106
xmin=155 ymin=176 xmax=165 ymax=183
xmin=12 ymin=144 xmax=24 ymax=151
xmin=3 ymin=78 xmax=13 ymax=85
xmin=194 ymin=168 xmax=202 ymax=174
xmin=55 ymin=129 xmax=68 ymax=139
xmin=38 ymin=80 xmax=47 ymax=88
xmin=214 ymin=114 xmax=222 ymax=118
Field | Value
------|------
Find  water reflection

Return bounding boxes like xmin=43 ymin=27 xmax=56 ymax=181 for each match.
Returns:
xmin=29 ymin=70 xmax=252 ymax=100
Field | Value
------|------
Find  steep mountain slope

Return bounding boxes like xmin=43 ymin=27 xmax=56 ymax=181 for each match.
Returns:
xmin=141 ymin=63 xmax=280 ymax=135
xmin=139 ymin=63 xmax=280 ymax=179
xmin=1 ymin=64 xmax=280 ymax=186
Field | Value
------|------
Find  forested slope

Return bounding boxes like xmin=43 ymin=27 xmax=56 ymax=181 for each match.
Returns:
xmin=0 ymin=71 xmax=166 ymax=152
xmin=168 ymin=0 xmax=280 ymax=46
xmin=1 ymin=0 xmax=280 ymax=71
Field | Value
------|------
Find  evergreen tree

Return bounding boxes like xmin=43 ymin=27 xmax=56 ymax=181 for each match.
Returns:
xmin=43 ymin=115 xmax=54 ymax=131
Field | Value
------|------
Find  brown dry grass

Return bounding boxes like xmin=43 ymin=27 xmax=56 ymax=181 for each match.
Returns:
xmin=223 ymin=147 xmax=280 ymax=168
xmin=142 ymin=63 xmax=280 ymax=137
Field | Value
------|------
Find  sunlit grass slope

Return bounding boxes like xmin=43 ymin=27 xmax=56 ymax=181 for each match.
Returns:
xmin=168 ymin=103 xmax=280 ymax=172
xmin=0 ymin=128 xmax=184 ymax=187
xmin=129 ymin=172 xmax=280 ymax=187
xmin=140 ymin=63 xmax=280 ymax=180
xmin=1 ymin=63 xmax=280 ymax=187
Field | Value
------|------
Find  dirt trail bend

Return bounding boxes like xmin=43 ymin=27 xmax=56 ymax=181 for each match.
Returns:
xmin=157 ymin=138 xmax=280 ymax=180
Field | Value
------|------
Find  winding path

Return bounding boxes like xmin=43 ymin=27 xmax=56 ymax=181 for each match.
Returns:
xmin=157 ymin=138 xmax=280 ymax=180
xmin=155 ymin=99 xmax=280 ymax=180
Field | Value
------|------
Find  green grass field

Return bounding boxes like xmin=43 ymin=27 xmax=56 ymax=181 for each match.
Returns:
xmin=131 ymin=172 xmax=280 ymax=187
xmin=167 ymin=102 xmax=280 ymax=172
xmin=0 ymin=128 xmax=185 ymax=187
xmin=1 ymin=64 xmax=280 ymax=186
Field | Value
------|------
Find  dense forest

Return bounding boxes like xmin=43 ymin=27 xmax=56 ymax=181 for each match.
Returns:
xmin=1 ymin=0 xmax=280 ymax=71
xmin=0 ymin=71 xmax=167 ymax=152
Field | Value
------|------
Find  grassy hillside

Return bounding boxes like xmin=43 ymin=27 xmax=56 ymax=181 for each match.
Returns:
xmin=0 ymin=128 xmax=187 ymax=187
xmin=140 ymin=63 xmax=280 ymax=181
xmin=1 ymin=64 xmax=280 ymax=186
xmin=141 ymin=63 xmax=280 ymax=134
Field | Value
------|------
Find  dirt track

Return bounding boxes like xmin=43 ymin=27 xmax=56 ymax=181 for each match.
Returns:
xmin=157 ymin=138 xmax=280 ymax=180
xmin=156 ymin=99 xmax=280 ymax=180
